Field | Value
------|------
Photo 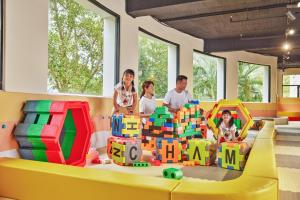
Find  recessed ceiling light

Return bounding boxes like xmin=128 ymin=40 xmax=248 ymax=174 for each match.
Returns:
xmin=287 ymin=29 xmax=295 ymax=35
xmin=283 ymin=42 xmax=291 ymax=50
xmin=298 ymin=2 xmax=300 ymax=7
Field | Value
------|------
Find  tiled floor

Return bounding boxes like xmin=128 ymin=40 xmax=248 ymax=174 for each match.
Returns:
xmin=275 ymin=122 xmax=300 ymax=200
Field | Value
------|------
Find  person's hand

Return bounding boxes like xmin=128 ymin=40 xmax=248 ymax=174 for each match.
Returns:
xmin=127 ymin=107 xmax=134 ymax=115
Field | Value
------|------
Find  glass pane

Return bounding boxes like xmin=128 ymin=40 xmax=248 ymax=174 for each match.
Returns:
xmin=283 ymin=75 xmax=300 ymax=85
xmin=283 ymin=86 xmax=298 ymax=97
xmin=48 ymin=0 xmax=113 ymax=95
xmin=193 ymin=52 xmax=224 ymax=101
xmin=238 ymin=62 xmax=268 ymax=102
xmin=138 ymin=33 xmax=169 ymax=99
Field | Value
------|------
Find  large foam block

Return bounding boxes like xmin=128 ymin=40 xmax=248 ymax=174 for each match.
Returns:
xmin=186 ymin=139 xmax=216 ymax=166
xmin=112 ymin=138 xmax=142 ymax=166
xmin=218 ymin=141 xmax=250 ymax=170
xmin=155 ymin=138 xmax=182 ymax=163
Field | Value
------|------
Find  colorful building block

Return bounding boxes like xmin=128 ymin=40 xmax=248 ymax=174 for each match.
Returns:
xmin=133 ymin=161 xmax=150 ymax=167
xmin=163 ymin=168 xmax=183 ymax=180
xmin=218 ymin=141 xmax=250 ymax=170
xmin=14 ymin=100 xmax=94 ymax=166
xmin=156 ymin=138 xmax=182 ymax=163
xmin=186 ymin=139 xmax=216 ymax=166
xmin=111 ymin=138 xmax=142 ymax=166
xmin=182 ymin=161 xmax=195 ymax=166
xmin=112 ymin=115 xmax=141 ymax=138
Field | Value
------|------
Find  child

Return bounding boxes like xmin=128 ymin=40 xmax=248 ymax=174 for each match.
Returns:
xmin=113 ymin=69 xmax=137 ymax=115
xmin=139 ymin=80 xmax=156 ymax=117
xmin=216 ymin=110 xmax=239 ymax=144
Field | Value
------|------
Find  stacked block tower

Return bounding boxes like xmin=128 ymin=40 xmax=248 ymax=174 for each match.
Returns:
xmin=142 ymin=102 xmax=208 ymax=163
xmin=109 ymin=114 xmax=142 ymax=166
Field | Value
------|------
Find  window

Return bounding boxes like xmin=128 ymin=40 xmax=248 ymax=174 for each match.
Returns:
xmin=238 ymin=61 xmax=270 ymax=102
xmin=0 ymin=0 xmax=3 ymax=89
xmin=138 ymin=28 xmax=179 ymax=99
xmin=283 ymin=75 xmax=300 ymax=98
xmin=48 ymin=0 xmax=119 ymax=96
xmin=193 ymin=51 xmax=225 ymax=101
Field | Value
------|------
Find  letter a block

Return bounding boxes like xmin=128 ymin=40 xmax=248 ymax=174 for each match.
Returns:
xmin=112 ymin=138 xmax=142 ymax=166
xmin=218 ymin=142 xmax=250 ymax=170
xmin=186 ymin=139 xmax=216 ymax=166
xmin=156 ymin=138 xmax=182 ymax=163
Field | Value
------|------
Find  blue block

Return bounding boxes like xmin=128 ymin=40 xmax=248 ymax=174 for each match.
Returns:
xmin=149 ymin=118 xmax=155 ymax=122
xmin=112 ymin=114 xmax=123 ymax=136
xmin=227 ymin=166 xmax=234 ymax=170
xmin=191 ymin=100 xmax=200 ymax=105
xmin=163 ymin=123 xmax=173 ymax=127
xmin=218 ymin=158 xmax=222 ymax=167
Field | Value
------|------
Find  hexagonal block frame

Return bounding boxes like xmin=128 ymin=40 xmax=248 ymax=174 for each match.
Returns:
xmin=207 ymin=99 xmax=254 ymax=140
xmin=14 ymin=100 xmax=94 ymax=166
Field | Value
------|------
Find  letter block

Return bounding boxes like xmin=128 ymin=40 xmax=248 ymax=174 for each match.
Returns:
xmin=218 ymin=141 xmax=250 ymax=170
xmin=186 ymin=139 xmax=216 ymax=166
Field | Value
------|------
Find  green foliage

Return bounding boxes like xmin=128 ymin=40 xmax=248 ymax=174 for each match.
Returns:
xmin=138 ymin=35 xmax=168 ymax=99
xmin=48 ymin=0 xmax=104 ymax=95
xmin=193 ymin=53 xmax=218 ymax=101
xmin=238 ymin=62 xmax=264 ymax=102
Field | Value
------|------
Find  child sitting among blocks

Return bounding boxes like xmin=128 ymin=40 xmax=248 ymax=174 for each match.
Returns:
xmin=216 ymin=110 xmax=240 ymax=144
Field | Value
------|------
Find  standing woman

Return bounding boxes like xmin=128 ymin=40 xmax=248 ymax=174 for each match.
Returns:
xmin=113 ymin=69 xmax=138 ymax=115
xmin=139 ymin=80 xmax=156 ymax=117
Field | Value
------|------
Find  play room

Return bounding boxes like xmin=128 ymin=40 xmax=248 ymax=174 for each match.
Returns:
xmin=0 ymin=0 xmax=300 ymax=200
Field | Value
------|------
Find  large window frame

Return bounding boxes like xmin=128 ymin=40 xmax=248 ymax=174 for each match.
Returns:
xmin=282 ymin=74 xmax=300 ymax=98
xmin=138 ymin=27 xmax=180 ymax=98
xmin=48 ymin=0 xmax=120 ymax=96
xmin=238 ymin=61 xmax=271 ymax=103
xmin=193 ymin=50 xmax=226 ymax=101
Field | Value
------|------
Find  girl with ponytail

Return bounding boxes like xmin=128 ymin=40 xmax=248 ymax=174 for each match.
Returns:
xmin=113 ymin=69 xmax=137 ymax=115
xmin=139 ymin=80 xmax=156 ymax=118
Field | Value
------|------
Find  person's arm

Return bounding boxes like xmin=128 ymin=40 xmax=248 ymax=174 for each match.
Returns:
xmin=187 ymin=91 xmax=193 ymax=103
xmin=113 ymin=90 xmax=120 ymax=114
xmin=129 ymin=93 xmax=138 ymax=114
xmin=163 ymin=91 xmax=178 ymax=113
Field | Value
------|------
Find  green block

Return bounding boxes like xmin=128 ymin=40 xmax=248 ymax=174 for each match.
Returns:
xmin=160 ymin=114 xmax=174 ymax=119
xmin=133 ymin=162 xmax=150 ymax=167
xmin=155 ymin=106 xmax=170 ymax=115
xmin=150 ymin=114 xmax=159 ymax=119
xmin=32 ymin=149 xmax=48 ymax=162
xmin=184 ymin=103 xmax=194 ymax=109
xmin=27 ymin=124 xmax=46 ymax=149
xmin=36 ymin=100 xmax=52 ymax=112
xmin=60 ymin=110 xmax=76 ymax=160
xmin=36 ymin=113 xmax=50 ymax=125
xmin=163 ymin=168 xmax=183 ymax=180
xmin=234 ymin=119 xmax=241 ymax=129
xmin=214 ymin=118 xmax=220 ymax=125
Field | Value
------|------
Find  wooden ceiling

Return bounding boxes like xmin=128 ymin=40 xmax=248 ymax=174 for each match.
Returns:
xmin=126 ymin=0 xmax=300 ymax=68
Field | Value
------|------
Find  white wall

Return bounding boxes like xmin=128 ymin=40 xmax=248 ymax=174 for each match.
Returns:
xmin=213 ymin=51 xmax=278 ymax=103
xmin=3 ymin=0 xmax=204 ymax=95
xmin=4 ymin=0 xmax=48 ymax=93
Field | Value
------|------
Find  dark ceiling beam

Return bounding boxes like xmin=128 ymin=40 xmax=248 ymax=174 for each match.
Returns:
xmin=278 ymin=55 xmax=300 ymax=63
xmin=204 ymin=35 xmax=300 ymax=53
xmin=126 ymin=0 xmax=203 ymax=17
xmin=278 ymin=62 xmax=300 ymax=68
xmin=161 ymin=1 xmax=300 ymax=22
